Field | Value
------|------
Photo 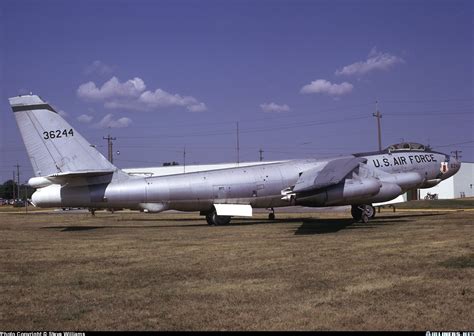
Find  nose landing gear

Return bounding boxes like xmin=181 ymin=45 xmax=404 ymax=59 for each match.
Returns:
xmin=351 ymin=204 xmax=375 ymax=223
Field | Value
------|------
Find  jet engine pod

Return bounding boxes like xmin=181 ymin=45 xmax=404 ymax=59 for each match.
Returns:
xmin=31 ymin=184 xmax=62 ymax=207
xmin=296 ymin=177 xmax=382 ymax=207
xmin=357 ymin=182 xmax=403 ymax=203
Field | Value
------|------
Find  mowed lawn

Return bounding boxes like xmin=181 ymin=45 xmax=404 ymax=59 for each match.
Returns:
xmin=0 ymin=209 xmax=472 ymax=330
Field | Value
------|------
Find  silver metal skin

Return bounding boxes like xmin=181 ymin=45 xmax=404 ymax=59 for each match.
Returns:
xmin=10 ymin=95 xmax=461 ymax=223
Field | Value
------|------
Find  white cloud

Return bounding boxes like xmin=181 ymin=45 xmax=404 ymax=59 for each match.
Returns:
xmin=77 ymin=114 xmax=93 ymax=123
xmin=139 ymin=89 xmax=204 ymax=110
xmin=77 ymin=76 xmax=146 ymax=101
xmin=187 ymin=102 xmax=207 ymax=112
xmin=77 ymin=77 xmax=207 ymax=112
xmin=260 ymin=102 xmax=291 ymax=113
xmin=84 ymin=60 xmax=113 ymax=76
xmin=103 ymin=100 xmax=149 ymax=111
xmin=300 ymin=79 xmax=353 ymax=96
xmin=94 ymin=113 xmax=132 ymax=129
xmin=336 ymin=47 xmax=404 ymax=76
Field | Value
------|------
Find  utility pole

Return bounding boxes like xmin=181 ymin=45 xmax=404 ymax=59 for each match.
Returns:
xmin=183 ymin=146 xmax=186 ymax=173
xmin=451 ymin=150 xmax=462 ymax=160
xmin=259 ymin=148 xmax=264 ymax=162
xmin=24 ymin=183 xmax=28 ymax=213
xmin=12 ymin=171 xmax=16 ymax=200
xmin=103 ymin=134 xmax=116 ymax=163
xmin=236 ymin=122 xmax=240 ymax=165
xmin=372 ymin=101 xmax=382 ymax=151
xmin=15 ymin=163 xmax=20 ymax=201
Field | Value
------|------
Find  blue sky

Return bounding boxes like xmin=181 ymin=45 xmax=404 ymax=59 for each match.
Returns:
xmin=1 ymin=0 xmax=472 ymax=182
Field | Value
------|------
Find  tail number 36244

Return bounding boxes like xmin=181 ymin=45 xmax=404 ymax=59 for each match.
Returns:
xmin=43 ymin=129 xmax=74 ymax=140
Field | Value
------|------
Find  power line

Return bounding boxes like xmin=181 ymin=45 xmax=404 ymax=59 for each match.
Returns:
xmin=92 ymin=106 xmax=469 ymax=141
xmin=385 ymin=110 xmax=472 ymax=116
xmin=380 ymin=98 xmax=474 ymax=104
xmin=432 ymin=140 xmax=474 ymax=148
xmin=114 ymin=158 xmax=165 ymax=165
xmin=114 ymin=102 xmax=375 ymax=130
xmin=120 ymin=115 xmax=371 ymax=140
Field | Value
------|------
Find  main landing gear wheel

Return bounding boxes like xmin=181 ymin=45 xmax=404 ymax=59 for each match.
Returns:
xmin=351 ymin=205 xmax=375 ymax=222
xmin=268 ymin=208 xmax=275 ymax=220
xmin=366 ymin=205 xmax=376 ymax=219
xmin=205 ymin=213 xmax=214 ymax=225
xmin=206 ymin=211 xmax=231 ymax=226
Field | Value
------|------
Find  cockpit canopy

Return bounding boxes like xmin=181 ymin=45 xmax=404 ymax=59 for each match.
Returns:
xmin=386 ymin=142 xmax=431 ymax=153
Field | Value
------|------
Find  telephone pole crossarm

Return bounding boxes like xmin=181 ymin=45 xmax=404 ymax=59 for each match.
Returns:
xmin=451 ymin=150 xmax=462 ymax=160
xmin=103 ymin=134 xmax=117 ymax=164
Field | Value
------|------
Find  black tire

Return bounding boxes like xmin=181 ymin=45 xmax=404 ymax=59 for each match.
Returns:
xmin=205 ymin=214 xmax=214 ymax=225
xmin=268 ymin=213 xmax=275 ymax=220
xmin=211 ymin=212 xmax=231 ymax=226
xmin=351 ymin=205 xmax=362 ymax=220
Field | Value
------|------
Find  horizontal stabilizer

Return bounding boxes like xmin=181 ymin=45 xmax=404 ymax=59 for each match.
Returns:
xmin=294 ymin=157 xmax=366 ymax=193
xmin=46 ymin=170 xmax=115 ymax=185
xmin=28 ymin=170 xmax=114 ymax=187
xmin=47 ymin=170 xmax=114 ymax=178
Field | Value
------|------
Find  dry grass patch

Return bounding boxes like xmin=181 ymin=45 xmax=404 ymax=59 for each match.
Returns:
xmin=0 ymin=209 xmax=472 ymax=330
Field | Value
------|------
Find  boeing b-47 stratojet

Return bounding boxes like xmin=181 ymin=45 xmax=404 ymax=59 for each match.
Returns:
xmin=10 ymin=95 xmax=461 ymax=224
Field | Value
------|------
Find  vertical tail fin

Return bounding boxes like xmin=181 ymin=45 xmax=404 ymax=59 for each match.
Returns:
xmin=9 ymin=94 xmax=117 ymax=177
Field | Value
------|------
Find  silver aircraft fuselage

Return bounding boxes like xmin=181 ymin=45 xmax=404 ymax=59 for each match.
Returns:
xmin=31 ymin=150 xmax=460 ymax=212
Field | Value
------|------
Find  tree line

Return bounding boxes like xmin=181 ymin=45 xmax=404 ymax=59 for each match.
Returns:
xmin=0 ymin=180 xmax=35 ymax=200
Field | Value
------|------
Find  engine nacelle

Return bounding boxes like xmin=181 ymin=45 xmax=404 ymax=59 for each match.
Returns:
xmin=357 ymin=182 xmax=403 ymax=203
xmin=296 ymin=178 xmax=382 ymax=207
xmin=31 ymin=184 xmax=62 ymax=207
xmin=380 ymin=172 xmax=423 ymax=190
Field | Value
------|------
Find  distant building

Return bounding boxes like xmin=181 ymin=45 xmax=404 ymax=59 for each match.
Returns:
xmin=419 ymin=162 xmax=474 ymax=199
